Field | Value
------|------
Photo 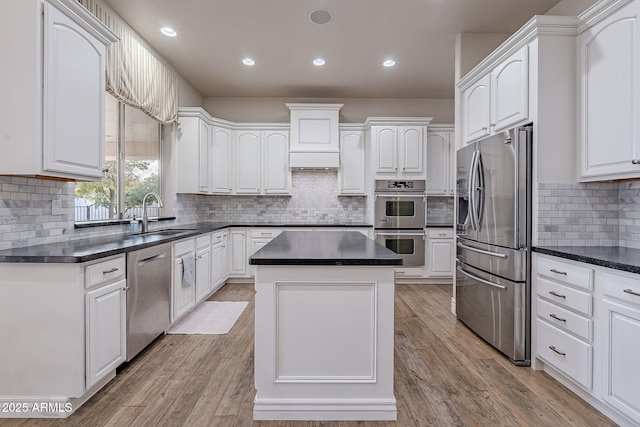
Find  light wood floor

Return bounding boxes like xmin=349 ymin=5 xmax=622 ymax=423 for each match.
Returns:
xmin=2 ymin=284 xmax=616 ymax=427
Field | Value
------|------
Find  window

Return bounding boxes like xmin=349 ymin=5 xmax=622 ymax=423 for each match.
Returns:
xmin=75 ymin=93 xmax=162 ymax=222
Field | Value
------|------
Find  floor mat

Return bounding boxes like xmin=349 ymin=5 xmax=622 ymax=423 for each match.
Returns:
xmin=167 ymin=301 xmax=249 ymax=334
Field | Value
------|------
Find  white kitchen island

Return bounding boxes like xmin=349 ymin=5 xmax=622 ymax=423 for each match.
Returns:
xmin=249 ymin=230 xmax=402 ymax=421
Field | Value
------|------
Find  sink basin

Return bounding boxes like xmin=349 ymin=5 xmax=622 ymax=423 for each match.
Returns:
xmin=135 ymin=228 xmax=198 ymax=237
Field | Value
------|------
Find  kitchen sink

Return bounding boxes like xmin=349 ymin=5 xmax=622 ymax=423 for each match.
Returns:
xmin=135 ymin=228 xmax=198 ymax=237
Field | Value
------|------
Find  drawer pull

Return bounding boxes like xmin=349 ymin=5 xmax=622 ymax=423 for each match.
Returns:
xmin=549 ymin=291 xmax=566 ymax=299
xmin=550 ymin=268 xmax=567 ymax=275
xmin=549 ymin=313 xmax=566 ymax=322
xmin=102 ymin=267 xmax=119 ymax=275
xmin=549 ymin=346 xmax=566 ymax=356
xmin=624 ymin=288 xmax=640 ymax=297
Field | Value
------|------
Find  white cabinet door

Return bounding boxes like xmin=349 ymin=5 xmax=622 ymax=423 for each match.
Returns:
xmin=86 ymin=279 xmax=126 ymax=389
xmin=263 ymin=130 xmax=290 ymax=194
xmin=236 ymin=131 xmax=261 ymax=194
xmin=425 ymin=230 xmax=454 ymax=277
xmin=491 ymin=45 xmax=529 ymax=132
xmin=198 ymin=121 xmax=211 ymax=193
xmin=601 ymin=272 xmax=640 ymax=422
xmin=373 ymin=126 xmax=398 ymax=174
xmin=195 ymin=246 xmax=211 ymax=303
xmin=339 ymin=129 xmax=366 ymax=195
xmin=211 ymin=231 xmax=229 ymax=291
xmin=462 ymin=74 xmax=491 ymax=143
xmin=229 ymin=229 xmax=247 ymax=276
xmin=580 ymin=0 xmax=640 ymax=181
xmin=212 ymin=126 xmax=233 ymax=193
xmin=426 ymin=131 xmax=450 ymax=195
xmin=399 ymin=126 xmax=425 ymax=177
xmin=173 ymin=255 xmax=196 ymax=322
xmin=43 ymin=3 xmax=107 ymax=179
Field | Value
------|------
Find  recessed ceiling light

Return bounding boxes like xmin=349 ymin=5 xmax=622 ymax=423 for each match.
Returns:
xmin=160 ymin=27 xmax=177 ymax=37
xmin=313 ymin=58 xmax=326 ymax=66
xmin=309 ymin=9 xmax=333 ymax=25
xmin=242 ymin=58 xmax=255 ymax=66
xmin=383 ymin=59 xmax=396 ymax=68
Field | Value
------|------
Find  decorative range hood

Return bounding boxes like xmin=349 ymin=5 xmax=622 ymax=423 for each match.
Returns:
xmin=287 ymin=103 xmax=343 ymax=169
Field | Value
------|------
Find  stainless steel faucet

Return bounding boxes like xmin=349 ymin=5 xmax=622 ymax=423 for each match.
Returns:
xmin=141 ymin=192 xmax=164 ymax=233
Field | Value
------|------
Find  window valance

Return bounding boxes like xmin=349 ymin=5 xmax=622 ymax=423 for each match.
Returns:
xmin=77 ymin=0 xmax=178 ymax=124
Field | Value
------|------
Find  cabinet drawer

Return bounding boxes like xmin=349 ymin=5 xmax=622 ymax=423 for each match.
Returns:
xmin=536 ymin=297 xmax=592 ymax=341
xmin=85 ymin=255 xmax=125 ymax=289
xmin=603 ymin=272 xmax=640 ymax=307
xmin=536 ymin=276 xmax=592 ymax=316
xmin=211 ymin=231 xmax=227 ymax=245
xmin=537 ymin=256 xmax=593 ymax=291
xmin=250 ymin=229 xmax=282 ymax=239
xmin=196 ymin=234 xmax=211 ymax=248
xmin=536 ymin=318 xmax=592 ymax=390
xmin=426 ymin=228 xmax=454 ymax=238
xmin=173 ymin=238 xmax=195 ymax=257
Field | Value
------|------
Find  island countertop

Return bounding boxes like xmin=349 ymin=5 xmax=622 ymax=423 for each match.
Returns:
xmin=249 ymin=230 xmax=403 ymax=266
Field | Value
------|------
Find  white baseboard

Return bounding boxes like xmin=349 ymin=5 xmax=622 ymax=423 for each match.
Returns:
xmin=253 ymin=398 xmax=397 ymax=421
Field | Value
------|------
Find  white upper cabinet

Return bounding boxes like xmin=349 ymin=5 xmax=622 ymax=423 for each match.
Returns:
xmin=461 ymin=45 xmax=529 ymax=143
xmin=369 ymin=119 xmax=431 ymax=179
xmin=236 ymin=128 xmax=291 ymax=195
xmin=490 ymin=46 xmax=529 ymax=132
xmin=211 ymin=127 xmax=233 ymax=194
xmin=263 ymin=130 xmax=290 ymax=194
xmin=462 ymin=75 xmax=491 ymax=142
xmin=339 ymin=128 xmax=366 ymax=195
xmin=0 ymin=0 xmax=116 ymax=180
xmin=236 ymin=130 xmax=262 ymax=194
xmin=176 ymin=112 xmax=213 ymax=194
xmin=579 ymin=0 xmax=640 ymax=181
xmin=426 ymin=127 xmax=455 ymax=196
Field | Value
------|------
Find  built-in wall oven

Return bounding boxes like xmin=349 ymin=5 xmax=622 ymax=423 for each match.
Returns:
xmin=374 ymin=180 xmax=426 ymax=267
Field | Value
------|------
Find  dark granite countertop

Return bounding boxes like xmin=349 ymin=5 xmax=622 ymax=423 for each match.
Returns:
xmin=249 ymin=230 xmax=403 ymax=266
xmin=0 ymin=223 xmax=373 ymax=263
xmin=426 ymin=224 xmax=454 ymax=228
xmin=534 ymin=246 xmax=640 ymax=275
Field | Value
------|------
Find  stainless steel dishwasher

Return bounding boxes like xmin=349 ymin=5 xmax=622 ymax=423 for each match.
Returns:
xmin=126 ymin=242 xmax=171 ymax=361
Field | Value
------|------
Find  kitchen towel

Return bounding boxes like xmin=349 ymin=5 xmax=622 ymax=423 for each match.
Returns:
xmin=181 ymin=253 xmax=195 ymax=286
xmin=167 ymin=301 xmax=249 ymax=334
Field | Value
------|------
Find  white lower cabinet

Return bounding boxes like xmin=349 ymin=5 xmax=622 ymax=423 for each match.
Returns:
xmin=601 ymin=272 xmax=640 ymax=422
xmin=194 ymin=234 xmax=212 ymax=303
xmin=85 ymin=278 xmax=126 ymax=389
xmin=425 ymin=228 xmax=454 ymax=278
xmin=533 ymin=253 xmax=640 ymax=426
xmin=229 ymin=229 xmax=248 ymax=277
xmin=211 ymin=230 xmax=229 ymax=292
xmin=248 ymin=229 xmax=283 ymax=276
xmin=172 ymin=238 xmax=196 ymax=322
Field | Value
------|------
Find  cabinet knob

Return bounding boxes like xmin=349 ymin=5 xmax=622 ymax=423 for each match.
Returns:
xmin=482 ymin=127 xmax=488 ymax=131
xmin=632 ymin=159 xmax=640 ymax=165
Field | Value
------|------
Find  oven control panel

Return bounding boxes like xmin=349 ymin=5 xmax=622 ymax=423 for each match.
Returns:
xmin=375 ymin=180 xmax=425 ymax=192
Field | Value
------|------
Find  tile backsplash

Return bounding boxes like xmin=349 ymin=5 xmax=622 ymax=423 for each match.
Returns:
xmin=0 ymin=171 xmax=367 ymax=250
xmin=426 ymin=196 xmax=454 ymax=225
xmin=536 ymin=181 xmax=640 ymax=247
xmin=175 ymin=170 xmax=368 ymax=224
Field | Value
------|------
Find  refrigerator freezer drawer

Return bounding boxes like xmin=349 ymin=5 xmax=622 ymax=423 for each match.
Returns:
xmin=456 ymin=261 xmax=529 ymax=363
xmin=456 ymin=237 xmax=527 ymax=282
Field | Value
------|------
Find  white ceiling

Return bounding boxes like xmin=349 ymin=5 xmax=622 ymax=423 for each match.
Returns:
xmin=103 ymin=0 xmax=563 ymax=99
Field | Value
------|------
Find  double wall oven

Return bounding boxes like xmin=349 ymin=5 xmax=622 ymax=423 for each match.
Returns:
xmin=374 ymin=180 xmax=426 ymax=267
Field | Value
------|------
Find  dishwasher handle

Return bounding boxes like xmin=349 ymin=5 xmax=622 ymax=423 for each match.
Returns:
xmin=137 ymin=252 xmax=168 ymax=267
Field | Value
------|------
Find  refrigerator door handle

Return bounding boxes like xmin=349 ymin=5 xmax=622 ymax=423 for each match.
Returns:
xmin=475 ymin=152 xmax=486 ymax=231
xmin=468 ymin=151 xmax=479 ymax=231
xmin=456 ymin=242 xmax=509 ymax=259
xmin=456 ymin=266 xmax=507 ymax=290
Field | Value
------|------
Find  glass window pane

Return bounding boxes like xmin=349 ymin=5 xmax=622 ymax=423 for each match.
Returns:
xmin=74 ymin=93 xmax=118 ymax=221
xmin=124 ymin=105 xmax=160 ymax=219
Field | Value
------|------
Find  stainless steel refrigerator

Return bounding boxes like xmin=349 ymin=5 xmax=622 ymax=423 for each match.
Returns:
xmin=455 ymin=124 xmax=532 ymax=365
